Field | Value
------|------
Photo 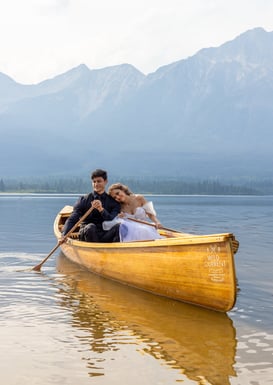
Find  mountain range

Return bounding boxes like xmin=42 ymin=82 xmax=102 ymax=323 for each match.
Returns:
xmin=1 ymin=27 xmax=273 ymax=180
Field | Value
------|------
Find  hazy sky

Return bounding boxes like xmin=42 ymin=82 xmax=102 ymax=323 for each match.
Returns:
xmin=1 ymin=0 xmax=273 ymax=84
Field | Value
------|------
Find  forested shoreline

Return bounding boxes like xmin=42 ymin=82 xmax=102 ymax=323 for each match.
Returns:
xmin=1 ymin=176 xmax=272 ymax=195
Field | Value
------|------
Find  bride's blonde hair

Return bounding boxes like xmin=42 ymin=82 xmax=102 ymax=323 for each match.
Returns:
xmin=108 ymin=183 xmax=133 ymax=196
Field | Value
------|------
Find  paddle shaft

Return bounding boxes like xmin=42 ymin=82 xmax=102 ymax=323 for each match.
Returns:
xmin=32 ymin=206 xmax=94 ymax=271
xmin=126 ymin=217 xmax=179 ymax=233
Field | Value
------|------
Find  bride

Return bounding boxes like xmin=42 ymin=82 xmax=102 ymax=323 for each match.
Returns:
xmin=103 ymin=183 xmax=162 ymax=242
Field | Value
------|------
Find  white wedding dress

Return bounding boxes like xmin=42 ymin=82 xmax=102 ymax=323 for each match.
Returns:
xmin=103 ymin=202 xmax=162 ymax=242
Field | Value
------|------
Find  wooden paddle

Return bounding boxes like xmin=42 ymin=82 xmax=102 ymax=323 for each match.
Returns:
xmin=32 ymin=206 xmax=94 ymax=271
xmin=126 ymin=217 xmax=180 ymax=233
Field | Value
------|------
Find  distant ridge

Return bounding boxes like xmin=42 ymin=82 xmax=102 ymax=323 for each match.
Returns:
xmin=1 ymin=27 xmax=273 ymax=179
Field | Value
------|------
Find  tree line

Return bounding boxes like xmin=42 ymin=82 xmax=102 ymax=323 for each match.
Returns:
xmin=0 ymin=176 xmax=270 ymax=195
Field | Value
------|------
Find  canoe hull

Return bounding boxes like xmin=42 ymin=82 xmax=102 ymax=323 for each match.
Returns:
xmin=55 ymin=206 xmax=238 ymax=312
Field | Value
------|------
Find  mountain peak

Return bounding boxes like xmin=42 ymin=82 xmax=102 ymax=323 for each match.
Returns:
xmin=196 ymin=27 xmax=273 ymax=67
xmin=237 ymin=26 xmax=268 ymax=38
xmin=66 ymin=63 xmax=91 ymax=76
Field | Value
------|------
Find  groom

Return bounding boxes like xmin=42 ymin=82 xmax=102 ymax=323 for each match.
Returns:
xmin=62 ymin=169 xmax=121 ymax=242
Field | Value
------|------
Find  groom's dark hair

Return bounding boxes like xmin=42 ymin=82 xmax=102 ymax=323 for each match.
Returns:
xmin=91 ymin=169 xmax=108 ymax=180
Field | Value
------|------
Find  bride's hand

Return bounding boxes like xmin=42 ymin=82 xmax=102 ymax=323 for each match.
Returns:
xmin=155 ymin=222 xmax=163 ymax=229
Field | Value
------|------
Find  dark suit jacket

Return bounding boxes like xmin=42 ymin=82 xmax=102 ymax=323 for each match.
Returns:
xmin=62 ymin=191 xmax=120 ymax=235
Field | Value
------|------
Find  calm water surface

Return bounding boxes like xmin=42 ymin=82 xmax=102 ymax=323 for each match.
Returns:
xmin=0 ymin=194 xmax=273 ymax=385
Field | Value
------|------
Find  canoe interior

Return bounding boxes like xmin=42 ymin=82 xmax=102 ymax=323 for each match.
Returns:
xmin=56 ymin=206 xmax=239 ymax=253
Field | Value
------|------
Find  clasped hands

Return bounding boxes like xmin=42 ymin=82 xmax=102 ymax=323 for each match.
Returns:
xmin=92 ymin=199 xmax=104 ymax=212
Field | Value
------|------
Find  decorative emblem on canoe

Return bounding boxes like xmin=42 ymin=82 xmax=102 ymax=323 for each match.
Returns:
xmin=204 ymin=244 xmax=226 ymax=282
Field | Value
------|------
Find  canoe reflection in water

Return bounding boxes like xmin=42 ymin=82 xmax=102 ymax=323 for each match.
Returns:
xmin=56 ymin=253 xmax=237 ymax=384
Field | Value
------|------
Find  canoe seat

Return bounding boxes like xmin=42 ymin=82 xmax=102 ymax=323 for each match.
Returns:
xmin=70 ymin=232 xmax=79 ymax=239
xmin=58 ymin=223 xmax=80 ymax=239
xmin=232 ymin=238 xmax=239 ymax=254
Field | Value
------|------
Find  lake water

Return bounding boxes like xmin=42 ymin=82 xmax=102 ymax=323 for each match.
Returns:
xmin=0 ymin=193 xmax=273 ymax=385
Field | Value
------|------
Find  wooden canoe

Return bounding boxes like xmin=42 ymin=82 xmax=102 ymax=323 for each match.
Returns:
xmin=54 ymin=205 xmax=239 ymax=312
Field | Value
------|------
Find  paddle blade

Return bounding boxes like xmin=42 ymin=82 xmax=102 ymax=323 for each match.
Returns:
xmin=32 ymin=264 xmax=42 ymax=272
xmin=32 ymin=242 xmax=61 ymax=271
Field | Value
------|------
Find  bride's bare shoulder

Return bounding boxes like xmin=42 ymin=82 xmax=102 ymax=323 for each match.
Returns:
xmin=134 ymin=194 xmax=146 ymax=205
